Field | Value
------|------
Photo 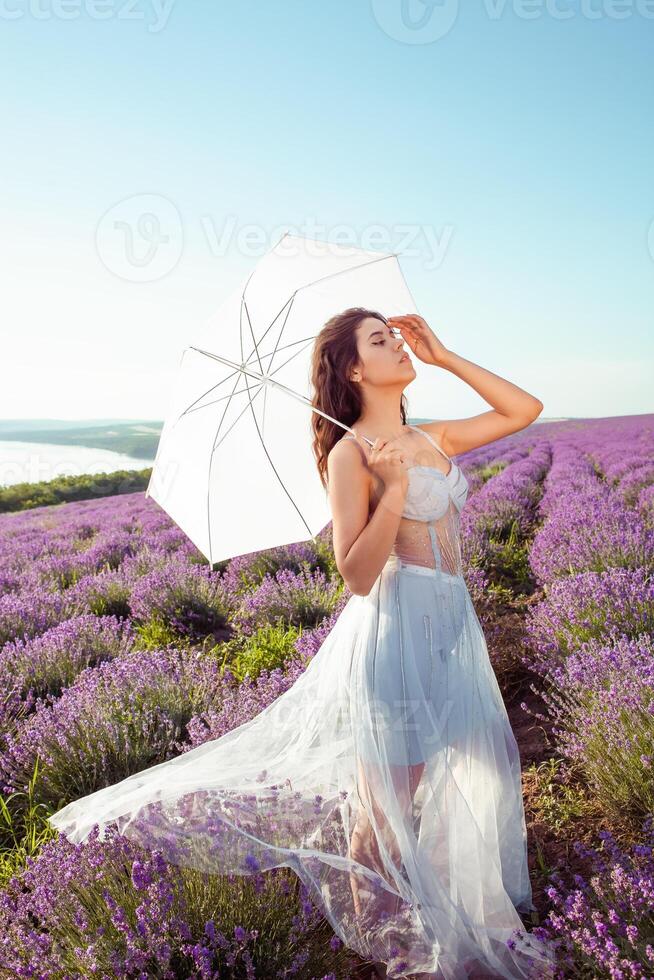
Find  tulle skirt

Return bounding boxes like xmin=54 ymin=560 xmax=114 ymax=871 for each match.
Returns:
xmin=48 ymin=556 xmax=557 ymax=979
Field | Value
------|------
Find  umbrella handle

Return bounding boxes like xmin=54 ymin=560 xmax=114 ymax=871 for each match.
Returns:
xmin=344 ymin=427 xmax=375 ymax=449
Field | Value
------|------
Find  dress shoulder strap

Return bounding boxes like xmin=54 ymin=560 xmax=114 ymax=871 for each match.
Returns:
xmin=340 ymin=432 xmax=370 ymax=465
xmin=407 ymin=424 xmax=451 ymax=463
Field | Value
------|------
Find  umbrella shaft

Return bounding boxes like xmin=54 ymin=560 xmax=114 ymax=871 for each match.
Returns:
xmin=188 ymin=346 xmax=374 ymax=446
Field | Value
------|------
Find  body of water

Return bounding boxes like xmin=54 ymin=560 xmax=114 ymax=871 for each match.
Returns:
xmin=0 ymin=418 xmax=559 ymax=489
xmin=0 ymin=441 xmax=154 ymax=488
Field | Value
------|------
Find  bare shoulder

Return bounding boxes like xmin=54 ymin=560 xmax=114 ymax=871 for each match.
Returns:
xmin=327 ymin=435 xmax=370 ymax=481
xmin=327 ymin=438 xmax=366 ymax=469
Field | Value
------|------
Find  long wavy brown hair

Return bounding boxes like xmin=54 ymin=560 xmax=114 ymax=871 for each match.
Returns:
xmin=310 ymin=307 xmax=409 ymax=489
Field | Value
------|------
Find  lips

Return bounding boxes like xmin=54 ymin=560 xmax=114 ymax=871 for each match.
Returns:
xmin=399 ymin=353 xmax=410 ymax=363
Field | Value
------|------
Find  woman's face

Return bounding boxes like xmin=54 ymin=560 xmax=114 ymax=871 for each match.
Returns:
xmin=353 ymin=316 xmax=416 ymax=385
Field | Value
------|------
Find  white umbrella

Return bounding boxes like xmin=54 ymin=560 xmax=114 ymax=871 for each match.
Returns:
xmin=145 ymin=232 xmax=419 ymax=565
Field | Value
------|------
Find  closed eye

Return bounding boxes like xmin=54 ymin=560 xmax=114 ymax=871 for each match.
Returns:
xmin=373 ymin=327 xmax=400 ymax=346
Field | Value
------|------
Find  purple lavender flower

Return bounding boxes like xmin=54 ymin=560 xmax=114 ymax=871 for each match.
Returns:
xmin=0 ymin=825 xmax=356 ymax=977
xmin=0 ymin=646 xmax=226 ymax=804
xmin=525 ymin=566 xmax=654 ymax=670
xmin=0 ymin=614 xmax=134 ymax=734
xmin=536 ymin=815 xmax=654 ymax=978
xmin=233 ymin=565 xmax=345 ymax=637
xmin=129 ymin=559 xmax=236 ymax=642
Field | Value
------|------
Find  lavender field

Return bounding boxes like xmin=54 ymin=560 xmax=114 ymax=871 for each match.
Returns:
xmin=0 ymin=414 xmax=653 ymax=979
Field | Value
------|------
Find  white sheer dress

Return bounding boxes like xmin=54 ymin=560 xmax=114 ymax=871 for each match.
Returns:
xmin=48 ymin=424 xmax=556 ymax=979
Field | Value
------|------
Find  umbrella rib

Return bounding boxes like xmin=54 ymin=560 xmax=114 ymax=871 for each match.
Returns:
xmin=234 ymin=287 xmax=317 ymax=541
xmin=239 ymin=292 xmax=295 ymax=379
xmin=187 ymin=348 xmax=370 ymax=443
xmin=261 ymin=293 xmax=296 ymax=412
xmin=239 ymin=350 xmax=315 ymax=542
xmin=190 ymin=345 xmax=316 ymax=418
xmin=182 ymin=377 xmax=266 ymax=415
xmin=234 ymin=251 xmax=398 ymax=392
xmin=205 ymin=364 xmax=270 ymax=562
xmin=393 ymin=252 xmax=415 ymax=307
xmin=208 ymin=380 xmax=267 ymax=457
xmin=200 ymin=349 xmax=362 ymax=473
xmin=204 ymin=301 xmax=324 ymax=555
xmin=291 ymin=251 xmax=399 ymax=295
xmin=254 ymin=294 xmax=294 ymax=439
xmin=242 ymin=291 xmax=293 ymax=380
xmin=248 ymin=333 xmax=316 ymax=381
xmin=242 ymin=292 xmax=300 ymax=441
xmin=239 ymin=247 xmax=398 ymax=310
xmin=241 ymin=295 xmax=263 ymax=374
xmin=168 ymin=353 xmax=246 ymax=424
xmin=184 ymin=335 xmax=315 ymax=415
xmin=236 ymin=249 xmax=397 ymax=380
xmin=204 ymin=368 xmax=314 ymax=561
xmin=173 ymin=333 xmax=314 ymax=423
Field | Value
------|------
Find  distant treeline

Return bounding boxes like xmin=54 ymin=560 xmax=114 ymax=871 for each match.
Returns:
xmin=0 ymin=468 xmax=152 ymax=514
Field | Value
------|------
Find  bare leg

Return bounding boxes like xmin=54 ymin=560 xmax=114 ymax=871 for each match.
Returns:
xmin=349 ymin=756 xmax=425 ymax=928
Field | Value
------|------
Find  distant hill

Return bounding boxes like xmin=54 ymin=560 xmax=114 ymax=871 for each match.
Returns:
xmin=0 ymin=415 xmax=568 ymax=464
xmin=0 ymin=420 xmax=163 ymax=460
xmin=411 ymin=416 xmax=568 ymax=425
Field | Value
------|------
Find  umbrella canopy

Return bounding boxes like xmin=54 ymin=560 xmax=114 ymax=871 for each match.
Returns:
xmin=145 ymin=232 xmax=419 ymax=565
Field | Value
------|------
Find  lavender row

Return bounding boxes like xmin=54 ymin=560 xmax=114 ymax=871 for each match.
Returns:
xmin=520 ymin=415 xmax=654 ymax=977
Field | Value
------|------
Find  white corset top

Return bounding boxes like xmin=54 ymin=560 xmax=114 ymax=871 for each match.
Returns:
xmin=403 ymin=461 xmax=469 ymax=521
xmin=341 ymin=423 xmax=469 ymax=575
xmin=342 ymin=423 xmax=468 ymax=520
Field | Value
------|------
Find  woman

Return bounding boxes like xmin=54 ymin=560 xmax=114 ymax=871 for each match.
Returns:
xmin=49 ymin=309 xmax=556 ymax=979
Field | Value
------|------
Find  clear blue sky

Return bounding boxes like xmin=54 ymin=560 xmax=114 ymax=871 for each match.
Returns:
xmin=2 ymin=0 xmax=653 ymax=422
